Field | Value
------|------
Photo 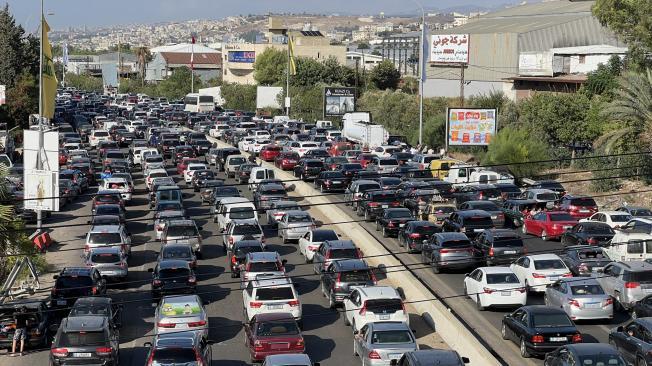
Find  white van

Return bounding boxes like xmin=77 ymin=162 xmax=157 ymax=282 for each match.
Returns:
xmin=445 ymin=164 xmax=515 ymax=187
xmin=316 ymin=120 xmax=333 ymax=129
xmin=325 ymin=130 xmax=342 ymax=140
xmin=136 ymin=148 xmax=159 ymax=166
xmin=215 ymin=197 xmax=257 ymax=232
xmin=89 ymin=129 xmax=111 ymax=148
xmin=209 ymin=124 xmax=229 ymax=138
xmin=248 ymin=167 xmax=275 ymax=190
xmin=605 ymin=233 xmax=652 ymax=262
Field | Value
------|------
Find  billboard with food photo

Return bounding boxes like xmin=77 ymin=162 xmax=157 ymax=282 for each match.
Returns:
xmin=447 ymin=108 xmax=496 ymax=146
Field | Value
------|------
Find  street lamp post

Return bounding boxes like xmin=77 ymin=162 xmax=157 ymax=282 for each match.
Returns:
xmin=410 ymin=0 xmax=426 ymax=147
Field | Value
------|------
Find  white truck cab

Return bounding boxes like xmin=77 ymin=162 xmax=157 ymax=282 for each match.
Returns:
xmin=445 ymin=164 xmax=515 ymax=187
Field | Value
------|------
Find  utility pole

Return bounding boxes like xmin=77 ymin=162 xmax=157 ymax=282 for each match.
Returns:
xmin=459 ymin=65 xmax=465 ymax=107
xmin=37 ymin=0 xmax=44 ymax=230
xmin=415 ymin=1 xmax=425 ymax=146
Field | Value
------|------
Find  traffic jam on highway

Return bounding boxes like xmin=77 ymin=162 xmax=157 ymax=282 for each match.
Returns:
xmin=3 ymin=90 xmax=652 ymax=366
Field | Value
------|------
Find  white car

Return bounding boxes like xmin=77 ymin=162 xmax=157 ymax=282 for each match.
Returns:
xmin=251 ymin=139 xmax=271 ymax=154
xmin=146 ymin=168 xmax=169 ymax=190
xmin=253 ymin=130 xmax=271 ymax=139
xmin=209 ymin=124 xmax=229 ymax=138
xmin=463 ymin=267 xmax=527 ymax=310
xmin=372 ymin=145 xmax=401 ymax=157
xmin=579 ymin=211 xmax=633 ymax=229
xmin=238 ymin=136 xmax=256 ymax=152
xmin=242 ymin=277 xmax=301 ymax=324
xmin=102 ymin=177 xmax=132 ymax=202
xmin=288 ymin=141 xmax=319 ymax=157
xmin=509 ymin=254 xmax=572 ymax=293
xmin=89 ymin=129 xmax=110 ymax=148
xmin=133 ymin=147 xmax=158 ymax=166
xmin=342 ymin=286 xmax=408 ymax=333
xmin=298 ymin=229 xmax=340 ymax=262
xmin=183 ymin=163 xmax=208 ymax=184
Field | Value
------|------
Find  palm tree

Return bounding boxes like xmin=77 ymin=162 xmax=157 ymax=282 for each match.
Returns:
xmin=595 ymin=69 xmax=652 ymax=153
xmin=134 ymin=46 xmax=152 ymax=86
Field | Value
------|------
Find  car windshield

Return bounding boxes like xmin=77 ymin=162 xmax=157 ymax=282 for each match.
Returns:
xmin=230 ymin=207 xmax=255 ymax=220
xmin=584 ymin=225 xmax=615 ymax=234
xmin=256 ymin=320 xmax=299 ymax=336
xmin=486 ymin=273 xmax=520 ymax=284
xmin=159 ymin=267 xmax=190 ymax=279
xmin=624 ymin=270 xmax=652 ymax=283
xmin=229 ymin=157 xmax=247 ymax=165
xmin=465 ymin=216 xmax=493 ymax=226
xmin=306 ymin=161 xmax=323 ymax=167
xmin=340 ymin=270 xmax=372 ymax=282
xmin=167 ymin=226 xmax=198 ymax=237
xmin=91 ymin=252 xmax=121 ymax=263
xmin=531 ymin=313 xmax=573 ymax=327
xmin=571 ymin=198 xmax=597 ymax=206
xmin=577 ymin=250 xmax=607 ymax=259
xmin=233 ymin=224 xmax=261 ymax=235
xmin=255 ymin=287 xmax=294 ymax=301
xmin=472 ymin=203 xmax=499 ymax=211
xmin=371 ymin=330 xmax=413 ymax=344
xmin=57 ymin=276 xmax=93 ymax=289
xmin=312 ymin=231 xmax=339 ymax=242
xmin=152 ymin=349 xmax=196 ymax=363
xmin=631 ymin=209 xmax=652 ymax=216
xmin=287 ymin=214 xmax=311 ymax=223
xmin=570 ymin=284 xmax=604 ymax=295
xmin=69 ymin=304 xmax=110 ymax=317
xmin=549 ymin=213 xmax=575 ymax=221
xmin=441 ymin=240 xmax=472 ymax=248
xmin=533 ymin=259 xmax=566 ymax=270
xmin=493 ymin=238 xmax=524 ymax=247
xmin=387 ymin=210 xmax=412 ymax=219
xmin=414 ymin=225 xmax=438 ymax=235
xmin=59 ymin=331 xmax=106 ymax=347
xmin=537 ymin=193 xmax=558 ymax=201
xmin=579 ymin=354 xmax=625 ymax=366
xmin=88 ymin=232 xmax=121 ymax=244
xmin=359 ymin=184 xmax=380 ymax=192
xmin=162 ymin=247 xmax=192 ymax=259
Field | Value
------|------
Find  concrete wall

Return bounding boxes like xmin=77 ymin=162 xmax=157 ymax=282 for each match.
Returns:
xmin=569 ymin=54 xmax=619 ymax=74
xmin=423 ymin=78 xmax=506 ymax=99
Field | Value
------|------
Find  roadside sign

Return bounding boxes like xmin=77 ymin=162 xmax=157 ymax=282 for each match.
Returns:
xmin=0 ymin=85 xmax=5 ymax=105
xmin=324 ymin=87 xmax=356 ymax=118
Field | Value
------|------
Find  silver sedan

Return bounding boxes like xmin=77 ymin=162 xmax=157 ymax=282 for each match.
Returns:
xmin=278 ymin=210 xmax=315 ymax=244
xmin=154 ymin=295 xmax=208 ymax=336
xmin=544 ymin=278 xmax=613 ymax=321
xmin=353 ymin=322 xmax=418 ymax=366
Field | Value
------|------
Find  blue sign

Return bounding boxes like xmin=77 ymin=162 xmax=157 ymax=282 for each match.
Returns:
xmin=228 ymin=51 xmax=255 ymax=63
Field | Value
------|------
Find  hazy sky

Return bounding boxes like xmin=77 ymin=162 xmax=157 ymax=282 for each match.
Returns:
xmin=5 ymin=0 xmax=511 ymax=31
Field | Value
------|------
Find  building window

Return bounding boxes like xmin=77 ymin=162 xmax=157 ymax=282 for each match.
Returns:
xmin=578 ymin=55 xmax=586 ymax=64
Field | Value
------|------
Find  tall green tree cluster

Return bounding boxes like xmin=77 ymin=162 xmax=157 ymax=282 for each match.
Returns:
xmin=0 ymin=4 xmax=40 ymax=129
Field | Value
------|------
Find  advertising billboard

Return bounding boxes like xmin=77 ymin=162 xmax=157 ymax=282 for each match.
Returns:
xmin=23 ymin=129 xmax=59 ymax=211
xmin=430 ymin=34 xmax=470 ymax=64
xmin=23 ymin=169 xmax=58 ymax=211
xmin=447 ymin=108 xmax=496 ymax=146
xmin=228 ymin=51 xmax=255 ymax=63
xmin=324 ymin=87 xmax=356 ymax=117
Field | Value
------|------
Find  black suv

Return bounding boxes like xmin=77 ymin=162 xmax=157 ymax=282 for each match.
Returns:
xmin=50 ymin=316 xmax=119 ymax=366
xmin=357 ymin=189 xmax=401 ymax=222
xmin=51 ymin=267 xmax=107 ymax=309
xmin=0 ymin=299 xmax=55 ymax=350
xmin=215 ymin=147 xmax=241 ymax=171
xmin=293 ymin=159 xmax=325 ymax=181
xmin=69 ymin=297 xmax=123 ymax=329
xmin=144 ymin=331 xmax=213 ymax=366
xmin=473 ymin=229 xmax=525 ymax=266
xmin=376 ymin=208 xmax=414 ymax=238
xmin=442 ymin=210 xmax=494 ymax=238
xmin=320 ymin=259 xmax=376 ymax=308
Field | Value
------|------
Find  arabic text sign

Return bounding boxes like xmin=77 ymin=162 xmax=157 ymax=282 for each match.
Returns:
xmin=447 ymin=108 xmax=496 ymax=146
xmin=228 ymin=51 xmax=256 ymax=63
xmin=430 ymin=34 xmax=469 ymax=64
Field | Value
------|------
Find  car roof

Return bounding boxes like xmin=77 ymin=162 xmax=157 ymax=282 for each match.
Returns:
xmin=88 ymin=246 xmax=122 ymax=254
xmin=407 ymin=350 xmax=463 ymax=364
xmin=253 ymin=277 xmax=293 ymax=288
xmin=167 ymin=219 xmax=196 ymax=226
xmin=324 ymin=239 xmax=356 ymax=249
xmin=253 ymin=312 xmax=295 ymax=322
xmin=457 ymin=210 xmax=491 ymax=217
xmin=62 ymin=315 xmax=107 ymax=331
xmin=486 ymin=229 xmax=520 ymax=238
xmin=221 ymin=197 xmax=251 ymax=204
xmin=89 ymin=224 xmax=122 ymax=233
xmin=354 ymin=285 xmax=400 ymax=299
xmin=523 ymin=305 xmax=570 ymax=315
xmin=73 ymin=297 xmax=112 ymax=306
xmin=61 ymin=267 xmax=94 ymax=276
xmin=478 ymin=266 xmax=515 ymax=274
xmin=435 ymin=232 xmax=470 ymax=241
xmin=564 ymin=343 xmax=622 ymax=356
xmin=161 ymin=294 xmax=199 ymax=304
xmin=617 ymin=261 xmax=652 ymax=271
xmin=558 ymin=277 xmax=599 ymax=286
xmin=234 ymin=240 xmax=263 ymax=247
xmin=527 ymin=254 xmax=562 ymax=260
xmin=596 ymin=211 xmax=629 ymax=216
xmin=264 ymin=354 xmax=312 ymax=364
xmin=333 ymin=259 xmax=368 ymax=270
xmin=526 ymin=188 xmax=556 ymax=194
xmin=247 ymin=251 xmax=281 ymax=261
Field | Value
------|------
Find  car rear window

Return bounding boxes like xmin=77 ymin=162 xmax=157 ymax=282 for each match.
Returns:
xmin=256 ymin=321 xmax=299 ymax=336
xmin=255 ymin=287 xmax=294 ymax=301
xmin=631 ymin=209 xmax=652 ymax=216
xmin=312 ymin=231 xmax=339 ymax=242
xmin=533 ymin=259 xmax=566 ymax=270
xmin=486 ymin=273 xmax=520 ymax=284
xmin=233 ymin=224 xmax=261 ymax=236
xmin=329 ymin=248 xmax=358 ymax=259
xmin=493 ymin=238 xmax=524 ymax=248
xmin=230 ymin=207 xmax=255 ymax=220
xmin=387 ymin=210 xmax=413 ymax=219
xmin=571 ymin=198 xmax=597 ymax=206
xmin=570 ymin=284 xmax=604 ymax=295
xmin=584 ymin=225 xmax=614 ymax=234
xmin=340 ymin=270 xmax=372 ymax=282
xmin=549 ymin=213 xmax=575 ymax=221
xmin=248 ymin=262 xmax=280 ymax=272
xmin=359 ymin=184 xmax=380 ymax=192
xmin=152 ymin=348 xmax=197 ymax=363
xmin=464 ymin=216 xmax=494 ymax=227
xmin=371 ymin=193 xmax=397 ymax=203
xmin=371 ymin=330 xmax=413 ymax=344
xmin=57 ymin=276 xmax=93 ymax=289
xmin=441 ymin=239 xmax=472 ymax=248
xmin=379 ymin=159 xmax=399 ymax=166
xmin=366 ymin=299 xmax=402 ymax=313
xmin=577 ymin=250 xmax=607 ymax=259
xmin=159 ymin=267 xmax=190 ymax=279
xmin=91 ymin=253 xmax=121 ymax=263
xmin=531 ymin=313 xmax=573 ymax=327
xmin=93 ymin=131 xmax=109 ymax=137
xmin=88 ymin=233 xmax=121 ymax=244
xmin=624 ymin=270 xmax=652 ymax=283
xmin=162 ymin=247 xmax=192 ymax=259
xmin=60 ymin=330 xmax=107 ymax=347
xmin=537 ymin=193 xmax=558 ymax=201
xmin=471 ymin=203 xmax=500 ymax=211
xmin=306 ymin=161 xmax=323 ymax=167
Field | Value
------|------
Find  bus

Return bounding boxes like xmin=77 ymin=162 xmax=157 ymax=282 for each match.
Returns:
xmin=184 ymin=93 xmax=215 ymax=113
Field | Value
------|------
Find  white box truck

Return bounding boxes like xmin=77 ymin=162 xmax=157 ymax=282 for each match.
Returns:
xmin=341 ymin=112 xmax=388 ymax=149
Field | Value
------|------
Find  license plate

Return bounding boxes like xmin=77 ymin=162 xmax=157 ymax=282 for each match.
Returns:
xmin=501 ymin=291 xmax=511 ymax=296
xmin=379 ymin=314 xmax=390 ymax=320
xmin=389 ymin=353 xmax=402 ymax=360
xmin=584 ymin=302 xmax=600 ymax=309
xmin=57 ymin=300 xmax=67 ymax=306
xmin=271 ymin=343 xmax=288 ymax=350
xmin=332 ymin=181 xmax=341 ymax=184
xmin=550 ymin=337 xmax=567 ymax=342
xmin=504 ymin=250 xmax=516 ymax=254
xmin=549 ymin=276 xmax=560 ymax=281
xmin=399 ymin=223 xmax=405 ymax=227
xmin=267 ymin=304 xmax=283 ymax=310
xmin=382 ymin=205 xmax=388 ymax=208
xmin=564 ymin=226 xmax=572 ymax=229
xmin=474 ymin=228 xmax=484 ymax=232
xmin=73 ymin=353 xmax=91 ymax=358
xmin=491 ymin=215 xmax=497 ymax=219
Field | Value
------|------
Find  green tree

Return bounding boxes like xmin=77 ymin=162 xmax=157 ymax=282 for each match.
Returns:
xmin=400 ymin=76 xmax=418 ymax=94
xmin=357 ymin=42 xmax=370 ymax=50
xmin=287 ymin=85 xmax=324 ymax=121
xmin=581 ymin=55 xmax=624 ymax=98
xmin=592 ymin=0 xmax=652 ymax=68
xmin=1 ymin=72 xmax=38 ymax=129
xmin=221 ymin=83 xmax=257 ymax=111
xmin=65 ymin=72 xmax=104 ymax=92
xmin=291 ymin=57 xmax=325 ymax=87
xmin=134 ymin=46 xmax=153 ymax=86
xmin=0 ymin=4 xmax=28 ymax=88
xmin=156 ymin=67 xmax=203 ymax=100
xmin=253 ymin=47 xmax=286 ymax=85
xmin=482 ymin=126 xmax=550 ymax=178
xmin=370 ymin=60 xmax=401 ymax=90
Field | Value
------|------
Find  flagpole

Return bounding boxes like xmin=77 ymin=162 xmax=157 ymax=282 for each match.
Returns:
xmin=286 ymin=36 xmax=290 ymax=116
xmin=37 ymin=0 xmax=44 ymax=230
xmin=191 ymin=34 xmax=195 ymax=94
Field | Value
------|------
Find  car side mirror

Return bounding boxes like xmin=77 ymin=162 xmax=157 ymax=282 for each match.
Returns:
xmin=147 ymin=268 xmax=154 ymax=273
xmin=52 ymin=275 xmax=59 ymax=279
xmin=282 ymin=259 xmax=288 ymax=265
xmin=617 ymin=326 xmax=624 ymax=332
xmin=390 ymin=361 xmax=398 ymax=366
xmin=197 ymin=226 xmax=203 ymax=231
xmin=143 ymin=341 xmax=152 ymax=347
xmin=462 ymin=357 xmax=470 ymax=364
xmin=464 ymin=273 xmax=470 ymax=277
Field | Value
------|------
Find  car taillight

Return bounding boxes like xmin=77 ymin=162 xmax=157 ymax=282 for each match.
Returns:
xmin=51 ymin=348 xmax=69 ymax=357
xmin=488 ymin=248 xmax=494 ymax=257
xmin=368 ymin=202 xmax=379 ymax=207
xmin=188 ymin=320 xmax=206 ymax=327
xmin=516 ymin=287 xmax=527 ymax=293
xmin=188 ymin=276 xmax=197 ymax=284
xmin=604 ymin=297 xmax=614 ymax=307
xmin=408 ymin=233 xmax=421 ymax=239
xmin=288 ymin=300 xmax=300 ymax=307
xmin=531 ymin=335 xmax=544 ymax=343
xmin=228 ymin=237 xmax=234 ymax=245
xmin=231 ymin=256 xmax=237 ymax=264
xmin=625 ymin=282 xmax=640 ymax=289
xmin=587 ymin=237 xmax=597 ymax=245
xmin=483 ymin=287 xmax=494 ymax=294
xmin=359 ymin=301 xmax=368 ymax=315
xmin=156 ymin=225 xmax=163 ymax=231
xmin=157 ymin=322 xmax=176 ymax=328
xmin=568 ymin=299 xmax=580 ymax=308
xmin=368 ymin=350 xmax=382 ymax=359
xmin=253 ymin=340 xmax=265 ymax=351
xmin=96 ymin=347 xmax=112 ymax=356
xmin=92 ymin=286 xmax=98 ymax=295
xmin=572 ymin=333 xmax=582 ymax=343
xmin=532 ymin=273 xmax=546 ymax=278
xmin=440 ymin=249 xmax=451 ymax=254
xmin=152 ymin=279 xmax=162 ymax=286
xmin=478 ymin=192 xmax=484 ymax=200
xmin=562 ymin=272 xmax=573 ymax=278
xmin=295 ymin=339 xmax=304 ymax=349
xmin=388 ymin=222 xmax=395 ymax=227
xmin=250 ymin=301 xmax=263 ymax=308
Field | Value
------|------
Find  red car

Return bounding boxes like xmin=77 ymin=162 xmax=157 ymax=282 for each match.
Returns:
xmin=92 ymin=190 xmax=125 ymax=212
xmin=356 ymin=153 xmax=376 ymax=169
xmin=244 ymin=313 xmax=304 ymax=362
xmin=558 ymin=195 xmax=599 ymax=219
xmin=274 ymin=151 xmax=300 ymax=170
xmin=58 ymin=149 xmax=69 ymax=166
xmin=260 ymin=145 xmax=282 ymax=162
xmin=522 ymin=211 xmax=578 ymax=241
xmin=176 ymin=157 xmax=201 ymax=175
xmin=328 ymin=142 xmax=353 ymax=156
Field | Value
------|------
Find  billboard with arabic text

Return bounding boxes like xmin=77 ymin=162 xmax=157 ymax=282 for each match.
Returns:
xmin=430 ymin=34 xmax=469 ymax=64
xmin=447 ymin=108 xmax=496 ymax=146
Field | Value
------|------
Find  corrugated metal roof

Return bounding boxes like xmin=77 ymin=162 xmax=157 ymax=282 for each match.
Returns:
xmin=160 ymin=52 xmax=222 ymax=66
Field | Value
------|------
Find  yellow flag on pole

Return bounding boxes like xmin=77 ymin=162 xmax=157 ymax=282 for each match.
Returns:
xmin=288 ymin=36 xmax=297 ymax=76
xmin=41 ymin=16 xmax=57 ymax=119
